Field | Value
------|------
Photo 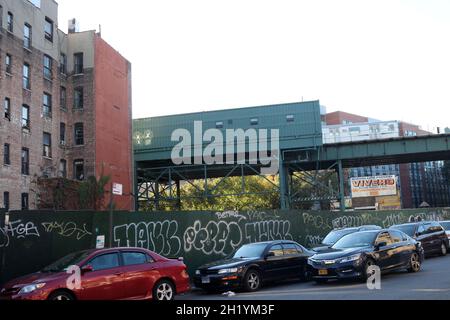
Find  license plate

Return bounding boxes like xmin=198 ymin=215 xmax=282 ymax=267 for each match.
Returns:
xmin=202 ymin=277 xmax=210 ymax=284
xmin=319 ymin=269 xmax=328 ymax=276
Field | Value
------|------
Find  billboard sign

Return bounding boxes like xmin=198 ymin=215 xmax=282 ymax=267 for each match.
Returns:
xmin=351 ymin=175 xmax=397 ymax=198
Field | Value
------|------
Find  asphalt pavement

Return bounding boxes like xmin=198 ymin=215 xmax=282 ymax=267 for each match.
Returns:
xmin=179 ymin=254 xmax=450 ymax=300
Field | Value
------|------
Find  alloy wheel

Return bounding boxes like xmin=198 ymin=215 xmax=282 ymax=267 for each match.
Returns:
xmin=156 ymin=282 xmax=174 ymax=301
xmin=441 ymin=243 xmax=447 ymax=256
xmin=365 ymin=260 xmax=375 ymax=279
xmin=410 ymin=253 xmax=421 ymax=272
xmin=247 ymin=272 xmax=260 ymax=291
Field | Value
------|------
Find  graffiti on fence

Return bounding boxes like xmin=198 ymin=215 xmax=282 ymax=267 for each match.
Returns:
xmin=244 ymin=220 xmax=293 ymax=243
xmin=113 ymin=220 xmax=182 ymax=257
xmin=183 ymin=220 xmax=243 ymax=256
xmin=42 ymin=221 xmax=92 ymax=240
xmin=302 ymin=212 xmax=332 ymax=231
xmin=0 ymin=220 xmax=40 ymax=248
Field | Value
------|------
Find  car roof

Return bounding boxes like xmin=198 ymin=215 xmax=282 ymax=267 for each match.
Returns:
xmin=242 ymin=240 xmax=301 ymax=246
xmin=391 ymin=221 xmax=440 ymax=227
xmin=332 ymin=225 xmax=380 ymax=231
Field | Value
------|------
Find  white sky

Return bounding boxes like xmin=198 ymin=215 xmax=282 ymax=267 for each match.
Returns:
xmin=57 ymin=0 xmax=450 ymax=131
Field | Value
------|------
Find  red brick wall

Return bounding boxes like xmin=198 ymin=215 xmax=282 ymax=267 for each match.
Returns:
xmin=94 ymin=36 xmax=133 ymax=211
xmin=324 ymin=111 xmax=369 ymax=125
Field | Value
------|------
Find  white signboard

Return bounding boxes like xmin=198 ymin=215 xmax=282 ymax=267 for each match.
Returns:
xmin=112 ymin=183 xmax=123 ymax=196
xmin=96 ymin=235 xmax=105 ymax=249
xmin=351 ymin=175 xmax=397 ymax=198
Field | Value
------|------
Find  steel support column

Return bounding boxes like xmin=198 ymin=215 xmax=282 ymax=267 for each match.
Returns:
xmin=279 ymin=157 xmax=290 ymax=210
xmin=337 ymin=160 xmax=345 ymax=212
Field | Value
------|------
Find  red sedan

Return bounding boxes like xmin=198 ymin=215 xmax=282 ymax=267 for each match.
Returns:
xmin=0 ymin=248 xmax=190 ymax=300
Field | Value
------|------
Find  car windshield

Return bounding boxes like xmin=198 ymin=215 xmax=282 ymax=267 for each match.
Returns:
xmin=391 ymin=225 xmax=416 ymax=237
xmin=332 ymin=232 xmax=377 ymax=249
xmin=440 ymin=222 xmax=450 ymax=231
xmin=232 ymin=243 xmax=268 ymax=259
xmin=322 ymin=229 xmax=356 ymax=245
xmin=41 ymin=250 xmax=92 ymax=273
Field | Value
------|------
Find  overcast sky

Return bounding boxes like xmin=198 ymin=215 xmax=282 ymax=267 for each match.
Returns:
xmin=57 ymin=0 xmax=450 ymax=131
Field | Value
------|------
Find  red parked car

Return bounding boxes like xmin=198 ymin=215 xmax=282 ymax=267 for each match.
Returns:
xmin=0 ymin=248 xmax=190 ymax=301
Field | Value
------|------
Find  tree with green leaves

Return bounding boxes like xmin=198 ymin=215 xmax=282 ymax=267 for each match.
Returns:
xmin=78 ymin=174 xmax=111 ymax=211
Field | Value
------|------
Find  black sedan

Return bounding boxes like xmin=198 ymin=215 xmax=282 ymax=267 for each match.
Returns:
xmin=194 ymin=241 xmax=314 ymax=292
xmin=308 ymin=229 xmax=424 ymax=283
xmin=312 ymin=225 xmax=381 ymax=253
xmin=390 ymin=222 xmax=449 ymax=257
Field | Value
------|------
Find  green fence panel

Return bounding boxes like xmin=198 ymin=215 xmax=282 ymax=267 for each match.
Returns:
xmin=1 ymin=208 xmax=449 ymax=285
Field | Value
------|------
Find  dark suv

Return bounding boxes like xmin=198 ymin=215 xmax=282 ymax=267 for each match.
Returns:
xmin=390 ymin=222 xmax=449 ymax=257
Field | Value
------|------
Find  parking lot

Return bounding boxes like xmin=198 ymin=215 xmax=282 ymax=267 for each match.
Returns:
xmin=180 ymin=255 xmax=450 ymax=300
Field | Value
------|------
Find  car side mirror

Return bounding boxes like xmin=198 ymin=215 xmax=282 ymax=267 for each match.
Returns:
xmin=265 ymin=252 xmax=275 ymax=259
xmin=375 ymin=242 xmax=387 ymax=250
xmin=81 ymin=265 xmax=93 ymax=274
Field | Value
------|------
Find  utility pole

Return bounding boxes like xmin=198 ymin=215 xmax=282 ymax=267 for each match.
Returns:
xmin=108 ymin=184 xmax=114 ymax=248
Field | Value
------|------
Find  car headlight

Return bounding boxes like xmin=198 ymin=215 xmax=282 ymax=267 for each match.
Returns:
xmin=339 ymin=254 xmax=362 ymax=263
xmin=218 ymin=268 xmax=239 ymax=274
xmin=18 ymin=283 xmax=46 ymax=294
xmin=195 ymin=270 xmax=201 ymax=275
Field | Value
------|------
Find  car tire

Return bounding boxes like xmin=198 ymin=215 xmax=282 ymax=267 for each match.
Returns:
xmin=299 ymin=265 xmax=310 ymax=282
xmin=243 ymin=269 xmax=261 ymax=292
xmin=153 ymin=279 xmax=175 ymax=301
xmin=440 ymin=242 xmax=447 ymax=256
xmin=407 ymin=252 xmax=421 ymax=273
xmin=47 ymin=290 xmax=75 ymax=301
xmin=362 ymin=259 xmax=377 ymax=281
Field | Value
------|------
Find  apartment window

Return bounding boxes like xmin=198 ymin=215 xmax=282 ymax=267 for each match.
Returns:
xmin=216 ymin=121 xmax=224 ymax=129
xmin=4 ymin=98 xmax=11 ymax=121
xmin=7 ymin=12 xmax=13 ymax=33
xmin=3 ymin=192 xmax=9 ymax=212
xmin=23 ymin=63 xmax=31 ymax=89
xmin=60 ymin=123 xmax=66 ymax=145
xmin=21 ymin=193 xmax=29 ymax=210
xmin=59 ymin=160 xmax=67 ymax=178
xmin=3 ymin=143 xmax=10 ymax=165
xmin=24 ymin=24 xmax=32 ymax=49
xmin=22 ymin=105 xmax=30 ymax=130
xmin=74 ymin=87 xmax=84 ymax=109
xmin=74 ymin=53 xmax=84 ymax=74
xmin=43 ymin=132 xmax=52 ymax=158
xmin=60 ymin=86 xmax=67 ymax=110
xmin=74 ymin=123 xmax=84 ymax=145
xmin=5 ymin=54 xmax=12 ymax=74
xmin=60 ymin=53 xmax=67 ymax=74
xmin=74 ymin=159 xmax=85 ymax=181
xmin=44 ymin=17 xmax=53 ymax=42
xmin=43 ymin=55 xmax=52 ymax=79
xmin=21 ymin=148 xmax=30 ymax=175
xmin=43 ymin=92 xmax=52 ymax=118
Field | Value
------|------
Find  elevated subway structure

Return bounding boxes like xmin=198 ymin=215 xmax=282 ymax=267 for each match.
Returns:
xmin=133 ymin=101 xmax=450 ymax=211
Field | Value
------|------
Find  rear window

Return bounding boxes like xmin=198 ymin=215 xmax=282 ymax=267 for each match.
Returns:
xmin=122 ymin=252 xmax=148 ymax=266
xmin=390 ymin=225 xmax=416 ymax=237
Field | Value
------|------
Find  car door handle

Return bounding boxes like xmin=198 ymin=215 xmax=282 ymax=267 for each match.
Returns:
xmin=114 ymin=272 xmax=123 ymax=276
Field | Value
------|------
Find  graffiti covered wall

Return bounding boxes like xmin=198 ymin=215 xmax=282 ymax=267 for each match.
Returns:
xmin=1 ymin=208 xmax=449 ymax=284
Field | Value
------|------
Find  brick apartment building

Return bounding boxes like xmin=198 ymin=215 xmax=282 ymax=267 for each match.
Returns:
xmin=323 ymin=111 xmax=450 ymax=208
xmin=0 ymin=0 xmax=133 ymax=211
